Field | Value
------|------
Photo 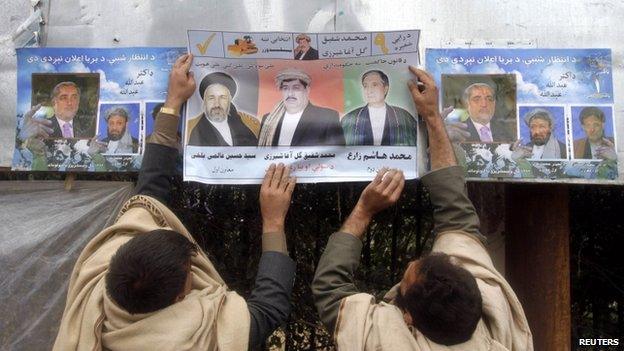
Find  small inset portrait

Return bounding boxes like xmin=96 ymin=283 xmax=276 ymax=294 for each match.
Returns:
xmin=571 ymin=106 xmax=616 ymax=160
xmin=294 ymin=34 xmax=319 ymax=60
xmin=513 ymin=106 xmax=567 ymax=160
xmin=30 ymin=73 xmax=99 ymax=139
xmin=442 ymin=74 xmax=517 ymax=144
xmin=97 ymin=102 xmax=141 ymax=154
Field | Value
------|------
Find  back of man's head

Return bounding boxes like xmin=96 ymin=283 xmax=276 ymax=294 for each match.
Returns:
xmin=396 ymin=253 xmax=482 ymax=345
xmin=106 ymin=229 xmax=197 ymax=314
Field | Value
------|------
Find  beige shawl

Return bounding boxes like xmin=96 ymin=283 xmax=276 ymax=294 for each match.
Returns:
xmin=53 ymin=195 xmax=250 ymax=351
xmin=335 ymin=230 xmax=533 ymax=351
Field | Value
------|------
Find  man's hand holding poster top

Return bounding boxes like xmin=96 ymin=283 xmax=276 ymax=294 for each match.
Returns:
xmin=184 ymin=30 xmax=421 ymax=184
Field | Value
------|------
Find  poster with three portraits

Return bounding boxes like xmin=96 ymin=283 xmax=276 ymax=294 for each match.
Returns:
xmin=184 ymin=30 xmax=422 ymax=184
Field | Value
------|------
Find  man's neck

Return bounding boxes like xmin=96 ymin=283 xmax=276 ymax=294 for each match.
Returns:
xmin=56 ymin=116 xmax=74 ymax=124
xmin=470 ymin=118 xmax=491 ymax=128
xmin=368 ymin=102 xmax=386 ymax=109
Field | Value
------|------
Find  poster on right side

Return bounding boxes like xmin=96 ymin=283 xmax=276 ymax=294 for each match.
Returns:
xmin=426 ymin=48 xmax=617 ymax=181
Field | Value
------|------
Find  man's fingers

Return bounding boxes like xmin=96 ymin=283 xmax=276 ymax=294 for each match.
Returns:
xmin=407 ymin=80 xmax=423 ymax=100
xmin=280 ymin=166 xmax=291 ymax=191
xmin=272 ymin=163 xmax=285 ymax=188
xmin=262 ymin=163 xmax=276 ymax=189
xmin=440 ymin=106 xmax=454 ymax=119
xmin=602 ymin=138 xmax=614 ymax=147
xmin=286 ymin=177 xmax=296 ymax=194
xmin=378 ymin=169 xmax=397 ymax=191
xmin=173 ymin=54 xmax=187 ymax=68
xmin=389 ymin=175 xmax=405 ymax=202
xmin=448 ymin=121 xmax=468 ymax=130
xmin=382 ymin=170 xmax=404 ymax=196
xmin=408 ymin=66 xmax=435 ymax=87
xmin=181 ymin=53 xmax=193 ymax=72
xmin=370 ymin=167 xmax=386 ymax=186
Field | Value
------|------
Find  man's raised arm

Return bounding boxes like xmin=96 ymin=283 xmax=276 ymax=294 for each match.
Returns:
xmin=312 ymin=169 xmax=404 ymax=334
xmin=134 ymin=54 xmax=195 ymax=204
xmin=407 ymin=66 xmax=483 ymax=241
xmin=247 ymin=163 xmax=297 ymax=348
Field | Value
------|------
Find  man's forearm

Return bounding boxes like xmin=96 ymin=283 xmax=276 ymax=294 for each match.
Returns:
xmin=247 ymin=251 xmax=296 ymax=348
xmin=425 ymin=113 xmax=457 ymax=170
xmin=134 ymin=110 xmax=180 ymax=204
xmin=312 ymin=232 xmax=363 ymax=334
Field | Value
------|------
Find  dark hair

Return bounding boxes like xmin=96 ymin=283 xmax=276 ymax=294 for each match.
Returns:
xmin=395 ymin=253 xmax=482 ymax=345
xmin=280 ymin=78 xmax=308 ymax=89
xmin=579 ymin=106 xmax=605 ymax=124
xmin=105 ymin=229 xmax=198 ymax=314
xmin=361 ymin=70 xmax=389 ymax=86
xmin=51 ymin=81 xmax=81 ymax=99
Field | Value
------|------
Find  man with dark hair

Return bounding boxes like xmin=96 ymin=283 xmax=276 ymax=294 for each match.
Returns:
xmin=54 ymin=54 xmax=297 ymax=351
xmin=312 ymin=67 xmax=532 ymax=349
xmin=258 ymin=68 xmax=345 ymax=146
xmin=18 ymin=81 xmax=95 ymax=142
xmin=100 ymin=107 xmax=139 ymax=153
xmin=187 ymin=72 xmax=258 ymax=146
xmin=342 ymin=69 xmax=417 ymax=146
xmin=573 ymin=106 xmax=616 ymax=160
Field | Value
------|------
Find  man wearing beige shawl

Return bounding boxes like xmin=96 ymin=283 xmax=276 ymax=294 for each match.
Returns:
xmin=53 ymin=54 xmax=297 ymax=351
xmin=312 ymin=67 xmax=533 ymax=350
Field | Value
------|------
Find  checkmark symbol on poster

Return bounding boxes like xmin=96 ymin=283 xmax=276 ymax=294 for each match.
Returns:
xmin=196 ymin=33 xmax=216 ymax=55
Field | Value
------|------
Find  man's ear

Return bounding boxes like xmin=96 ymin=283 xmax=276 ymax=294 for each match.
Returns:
xmin=403 ymin=311 xmax=413 ymax=326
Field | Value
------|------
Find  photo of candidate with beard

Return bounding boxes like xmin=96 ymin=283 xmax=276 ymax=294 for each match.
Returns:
xmin=99 ymin=106 xmax=139 ymax=154
xmin=187 ymin=72 xmax=258 ymax=146
xmin=511 ymin=107 xmax=567 ymax=160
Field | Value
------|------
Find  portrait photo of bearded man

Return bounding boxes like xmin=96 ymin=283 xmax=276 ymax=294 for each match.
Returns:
xmin=511 ymin=107 xmax=567 ymax=160
xmin=99 ymin=107 xmax=139 ymax=154
xmin=258 ymin=68 xmax=345 ymax=146
xmin=187 ymin=72 xmax=258 ymax=146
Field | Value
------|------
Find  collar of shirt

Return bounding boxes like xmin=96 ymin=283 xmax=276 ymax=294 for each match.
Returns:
xmin=471 ymin=120 xmax=491 ymax=131
xmin=531 ymin=144 xmax=545 ymax=159
xmin=368 ymin=105 xmax=387 ymax=146
xmin=277 ymin=110 xmax=304 ymax=146
xmin=207 ymin=117 xmax=233 ymax=146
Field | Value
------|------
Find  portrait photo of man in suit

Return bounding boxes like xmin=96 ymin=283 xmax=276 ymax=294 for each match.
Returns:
xmin=442 ymin=74 xmax=517 ymax=145
xmin=22 ymin=73 xmax=99 ymax=143
xmin=293 ymin=34 xmax=318 ymax=61
xmin=461 ymin=82 xmax=514 ymax=143
xmin=258 ymin=68 xmax=345 ymax=146
xmin=572 ymin=106 xmax=616 ymax=160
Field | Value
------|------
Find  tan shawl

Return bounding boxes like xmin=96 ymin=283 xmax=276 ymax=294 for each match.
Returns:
xmin=53 ymin=195 xmax=250 ymax=351
xmin=335 ymin=230 xmax=533 ymax=351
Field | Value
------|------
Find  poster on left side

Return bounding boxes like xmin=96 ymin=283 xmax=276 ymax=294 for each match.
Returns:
xmin=12 ymin=47 xmax=185 ymax=172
